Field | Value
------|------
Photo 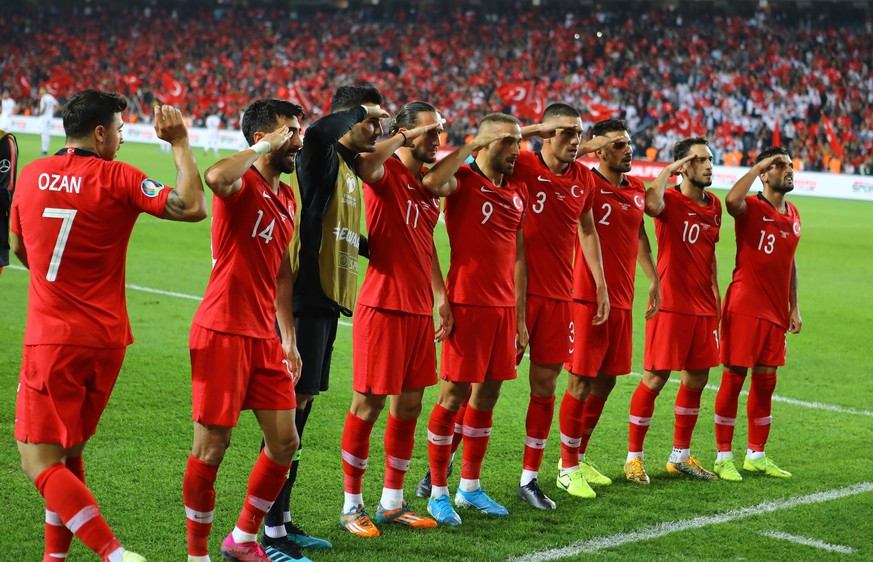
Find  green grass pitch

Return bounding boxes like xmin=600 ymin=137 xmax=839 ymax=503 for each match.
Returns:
xmin=2 ymin=133 xmax=872 ymax=561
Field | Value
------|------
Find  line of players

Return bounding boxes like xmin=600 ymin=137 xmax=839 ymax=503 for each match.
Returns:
xmin=10 ymin=87 xmax=801 ymax=562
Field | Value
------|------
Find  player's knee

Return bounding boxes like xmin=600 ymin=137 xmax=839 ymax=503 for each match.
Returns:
xmin=266 ymin=433 xmax=298 ymax=465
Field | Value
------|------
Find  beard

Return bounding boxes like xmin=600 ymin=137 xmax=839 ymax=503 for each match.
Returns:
xmin=689 ymin=176 xmax=712 ymax=189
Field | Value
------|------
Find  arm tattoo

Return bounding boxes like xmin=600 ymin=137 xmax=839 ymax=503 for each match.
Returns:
xmin=163 ymin=189 xmax=188 ymax=218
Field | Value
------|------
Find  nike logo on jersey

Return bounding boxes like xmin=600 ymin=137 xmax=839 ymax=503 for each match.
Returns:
xmin=406 ymin=184 xmax=415 ymax=190
xmin=261 ymin=190 xmax=271 ymax=199
xmin=687 ymin=212 xmax=698 ymax=216
xmin=537 ymin=175 xmax=552 ymax=183
xmin=481 ymin=186 xmax=495 ymax=193
xmin=600 ymin=189 xmax=612 ymax=194
xmin=762 ymin=217 xmax=775 ymax=222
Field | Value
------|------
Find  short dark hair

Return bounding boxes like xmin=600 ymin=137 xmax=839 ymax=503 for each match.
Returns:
xmin=63 ymin=89 xmax=127 ymax=139
xmin=330 ymin=85 xmax=383 ymax=114
xmin=590 ymin=118 xmax=629 ymax=139
xmin=242 ymin=99 xmax=304 ymax=146
xmin=542 ymin=103 xmax=580 ymax=122
xmin=757 ymin=145 xmax=790 ymax=163
xmin=672 ymin=136 xmax=709 ymax=161
xmin=389 ymin=101 xmax=437 ymax=136
xmin=480 ymin=112 xmax=519 ymax=130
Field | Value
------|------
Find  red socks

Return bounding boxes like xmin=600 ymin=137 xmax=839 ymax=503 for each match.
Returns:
xmin=523 ymin=394 xmax=555 ymax=472
xmin=43 ymin=456 xmax=85 ymax=561
xmin=384 ymin=414 xmax=416 ymax=490
xmin=558 ymin=391 xmax=585 ymax=468
xmin=628 ymin=382 xmax=659 ymax=453
xmin=427 ymin=404 xmax=455 ymax=487
xmin=747 ymin=373 xmax=777 ymax=452
xmin=460 ymin=406 xmax=493 ymax=480
xmin=714 ymin=369 xmax=747 ymax=452
xmin=236 ymin=450 xmax=290 ymax=535
xmin=341 ymin=412 xmax=375 ymax=495
xmin=184 ymin=454 xmax=219 ymax=557
xmin=579 ymin=394 xmax=607 ymax=455
xmin=35 ymin=463 xmax=120 ymax=560
xmin=673 ymin=383 xmax=703 ymax=449
xmin=451 ymin=400 xmax=468 ymax=457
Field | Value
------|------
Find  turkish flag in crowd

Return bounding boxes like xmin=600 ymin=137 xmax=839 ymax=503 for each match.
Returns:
xmin=820 ymin=114 xmax=844 ymax=158
xmin=772 ymin=120 xmax=782 ymax=147
xmin=159 ymin=73 xmax=187 ymax=106
xmin=41 ymin=72 xmax=75 ymax=96
xmin=16 ymin=75 xmax=32 ymax=98
xmin=287 ymin=83 xmax=311 ymax=113
xmin=497 ymin=82 xmax=546 ymax=119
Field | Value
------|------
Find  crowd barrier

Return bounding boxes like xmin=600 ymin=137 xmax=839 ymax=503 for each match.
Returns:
xmin=7 ymin=117 xmax=872 ymax=202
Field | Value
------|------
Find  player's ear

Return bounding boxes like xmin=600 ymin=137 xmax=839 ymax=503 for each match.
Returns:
xmin=94 ymin=124 xmax=106 ymax=144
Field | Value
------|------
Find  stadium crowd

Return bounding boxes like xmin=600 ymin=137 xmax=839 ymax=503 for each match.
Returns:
xmin=3 ymin=2 xmax=872 ymax=173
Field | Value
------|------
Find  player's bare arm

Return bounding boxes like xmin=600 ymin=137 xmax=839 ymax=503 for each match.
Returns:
xmin=431 ymin=245 xmax=453 ymax=342
xmin=276 ymin=247 xmax=302 ymax=381
xmin=712 ymin=253 xmax=722 ymax=322
xmin=153 ymin=105 xmax=207 ymax=222
xmin=788 ymin=258 xmax=802 ymax=334
xmin=204 ymin=125 xmax=294 ymax=198
xmin=355 ymin=121 xmax=442 ymax=184
xmin=637 ymin=223 xmax=661 ymax=319
xmin=10 ymin=232 xmax=27 ymax=268
xmin=514 ymin=229 xmax=530 ymax=355
xmin=645 ymin=154 xmax=696 ymax=217
xmin=578 ymin=211 xmax=610 ymax=325
xmin=725 ymin=154 xmax=782 ymax=217
xmin=577 ymin=134 xmax=619 ymax=156
xmin=422 ymin=131 xmax=512 ymax=197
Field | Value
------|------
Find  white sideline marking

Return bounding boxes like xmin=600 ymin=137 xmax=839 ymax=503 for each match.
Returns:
xmin=758 ymin=530 xmax=856 ymax=554
xmin=506 ymin=482 xmax=873 ymax=561
xmin=6 ymin=265 xmax=872 ymax=418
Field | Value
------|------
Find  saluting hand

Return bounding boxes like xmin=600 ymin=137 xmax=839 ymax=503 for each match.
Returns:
xmin=154 ymin=105 xmax=189 ymax=145
xmin=366 ymin=104 xmax=390 ymax=120
xmin=261 ymin=126 xmax=295 ymax=152
xmin=398 ymin=122 xmax=442 ymax=146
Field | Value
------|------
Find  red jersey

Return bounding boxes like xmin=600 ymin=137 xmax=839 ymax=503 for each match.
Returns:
xmin=193 ymin=167 xmax=296 ymax=338
xmin=654 ymin=188 xmax=722 ymax=316
xmin=358 ymin=156 xmax=440 ymax=315
xmin=723 ymin=193 xmax=801 ymax=329
xmin=572 ymin=169 xmax=646 ymax=310
xmin=10 ymin=148 xmax=169 ymax=348
xmin=444 ymin=163 xmax=527 ymax=307
xmin=513 ymin=150 xmax=595 ymax=301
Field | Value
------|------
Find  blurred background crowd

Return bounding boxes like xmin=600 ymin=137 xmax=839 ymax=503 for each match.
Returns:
xmin=2 ymin=0 xmax=871 ymax=173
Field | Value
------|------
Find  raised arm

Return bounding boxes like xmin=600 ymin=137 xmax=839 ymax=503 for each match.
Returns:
xmin=578 ymin=210 xmax=610 ymax=325
xmin=637 ymin=223 xmax=661 ymax=320
xmin=204 ymin=126 xmax=294 ymax=198
xmin=788 ymin=258 xmax=802 ymax=334
xmin=725 ymin=155 xmax=780 ymax=217
xmin=422 ymin=131 xmax=512 ymax=197
xmin=276 ymin=247 xmax=302 ymax=381
xmin=645 ymin=154 xmax=695 ymax=217
xmin=153 ymin=105 xmax=207 ymax=222
xmin=431 ymin=244 xmax=453 ymax=342
xmin=356 ymin=121 xmax=442 ymax=184
xmin=514 ymin=229 xmax=529 ymax=357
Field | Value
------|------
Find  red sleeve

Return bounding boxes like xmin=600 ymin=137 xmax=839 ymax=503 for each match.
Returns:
xmin=117 ymin=162 xmax=171 ymax=218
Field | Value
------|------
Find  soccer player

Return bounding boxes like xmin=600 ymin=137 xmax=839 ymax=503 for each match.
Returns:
xmin=338 ymin=101 xmax=450 ymax=537
xmin=625 ymin=137 xmax=722 ymax=485
xmin=1 ymin=90 xmax=16 ymax=131
xmin=11 ymin=89 xmax=206 ymax=562
xmin=562 ymin=119 xmax=661 ymax=493
xmin=183 ymin=99 xmax=307 ymax=562
xmin=39 ymin=88 xmax=59 ymax=156
xmin=204 ymin=111 xmax=221 ymax=157
xmin=509 ymin=103 xmax=613 ymax=509
xmin=420 ymin=113 xmax=528 ymax=526
xmin=259 ymin=85 xmax=388 ymax=554
xmin=0 ymin=127 xmax=18 ymax=275
xmin=712 ymin=146 xmax=802 ymax=481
